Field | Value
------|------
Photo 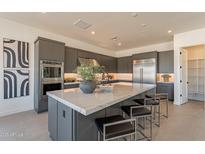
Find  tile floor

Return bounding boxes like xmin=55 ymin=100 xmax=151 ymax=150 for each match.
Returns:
xmin=0 ymin=101 xmax=205 ymax=141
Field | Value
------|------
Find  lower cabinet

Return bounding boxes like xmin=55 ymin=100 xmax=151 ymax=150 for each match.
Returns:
xmin=157 ymin=83 xmax=174 ymax=101
xmin=48 ymin=97 xmax=58 ymax=140
xmin=64 ymin=83 xmax=79 ymax=89
xmin=57 ymin=103 xmax=73 ymax=141
xmin=48 ymin=97 xmax=73 ymax=141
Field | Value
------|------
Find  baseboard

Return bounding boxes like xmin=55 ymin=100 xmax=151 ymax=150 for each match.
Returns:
xmin=0 ymin=106 xmax=34 ymax=117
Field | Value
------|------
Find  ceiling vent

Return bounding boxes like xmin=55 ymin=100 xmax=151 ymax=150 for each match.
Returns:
xmin=73 ymin=19 xmax=92 ymax=30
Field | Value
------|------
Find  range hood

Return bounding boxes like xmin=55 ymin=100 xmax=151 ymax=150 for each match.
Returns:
xmin=78 ymin=57 xmax=100 ymax=66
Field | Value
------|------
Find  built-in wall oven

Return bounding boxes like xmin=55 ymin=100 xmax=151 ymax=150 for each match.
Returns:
xmin=40 ymin=60 xmax=64 ymax=109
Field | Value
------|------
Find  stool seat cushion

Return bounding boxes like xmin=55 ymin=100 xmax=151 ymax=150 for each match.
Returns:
xmin=95 ymin=115 xmax=135 ymax=139
xmin=146 ymin=94 xmax=167 ymax=100
xmin=133 ymin=98 xmax=159 ymax=106
xmin=121 ymin=105 xmax=152 ymax=117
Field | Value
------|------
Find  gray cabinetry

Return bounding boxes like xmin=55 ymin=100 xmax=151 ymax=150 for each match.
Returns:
xmin=117 ymin=56 xmax=132 ymax=73
xmin=77 ymin=50 xmax=117 ymax=73
xmin=97 ymin=55 xmax=117 ymax=73
xmin=158 ymin=50 xmax=174 ymax=73
xmin=78 ymin=50 xmax=96 ymax=59
xmin=48 ymin=98 xmax=73 ymax=141
xmin=48 ymin=97 xmax=58 ymax=140
xmin=64 ymin=47 xmax=78 ymax=73
xmin=57 ymin=103 xmax=73 ymax=141
xmin=34 ymin=37 xmax=65 ymax=113
xmin=64 ymin=83 xmax=79 ymax=89
xmin=36 ymin=37 xmax=65 ymax=62
xmin=132 ymin=51 xmax=158 ymax=60
xmin=157 ymin=82 xmax=174 ymax=101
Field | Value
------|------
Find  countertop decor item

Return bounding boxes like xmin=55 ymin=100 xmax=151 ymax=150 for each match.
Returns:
xmin=77 ymin=64 xmax=103 ymax=93
xmin=161 ymin=74 xmax=171 ymax=82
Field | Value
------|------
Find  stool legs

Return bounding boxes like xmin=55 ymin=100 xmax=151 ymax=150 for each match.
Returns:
xmin=135 ymin=115 xmax=152 ymax=141
xmin=166 ymin=99 xmax=169 ymax=118
xmin=150 ymin=115 xmax=153 ymax=141
xmin=152 ymin=105 xmax=160 ymax=127
xmin=158 ymin=104 xmax=160 ymax=127
xmin=97 ymin=131 xmax=101 ymax=141
xmin=160 ymin=99 xmax=169 ymax=118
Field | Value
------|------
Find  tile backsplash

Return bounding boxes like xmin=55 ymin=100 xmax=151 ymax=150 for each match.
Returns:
xmin=116 ymin=73 xmax=132 ymax=81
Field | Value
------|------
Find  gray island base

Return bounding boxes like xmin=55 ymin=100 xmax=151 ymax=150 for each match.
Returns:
xmin=47 ymin=82 xmax=156 ymax=141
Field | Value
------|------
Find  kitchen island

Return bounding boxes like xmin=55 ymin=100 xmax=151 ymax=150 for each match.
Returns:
xmin=47 ymin=82 xmax=156 ymax=141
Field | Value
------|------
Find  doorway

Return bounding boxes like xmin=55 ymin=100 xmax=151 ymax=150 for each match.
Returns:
xmin=180 ymin=45 xmax=205 ymax=109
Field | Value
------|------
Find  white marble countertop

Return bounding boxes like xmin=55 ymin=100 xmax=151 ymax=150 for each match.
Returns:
xmin=47 ymin=82 xmax=156 ymax=116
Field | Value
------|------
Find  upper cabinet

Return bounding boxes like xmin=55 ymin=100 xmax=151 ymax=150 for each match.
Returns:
xmin=64 ymin=47 xmax=78 ymax=73
xmin=64 ymin=47 xmax=117 ymax=73
xmin=117 ymin=56 xmax=132 ymax=73
xmin=132 ymin=51 xmax=159 ymax=72
xmin=97 ymin=54 xmax=117 ymax=73
xmin=158 ymin=50 xmax=174 ymax=73
xmin=132 ymin=51 xmax=158 ymax=60
xmin=35 ymin=37 xmax=65 ymax=62
xmin=78 ymin=50 xmax=96 ymax=59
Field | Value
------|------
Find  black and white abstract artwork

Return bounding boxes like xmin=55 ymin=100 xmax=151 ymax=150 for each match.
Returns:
xmin=4 ymin=70 xmax=30 ymax=99
xmin=3 ymin=38 xmax=30 ymax=99
xmin=3 ymin=38 xmax=29 ymax=68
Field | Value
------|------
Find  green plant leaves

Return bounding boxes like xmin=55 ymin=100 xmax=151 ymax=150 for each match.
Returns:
xmin=77 ymin=64 xmax=104 ymax=81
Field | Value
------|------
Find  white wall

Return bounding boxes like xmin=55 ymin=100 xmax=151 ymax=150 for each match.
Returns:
xmin=0 ymin=17 xmax=114 ymax=117
xmin=115 ymin=41 xmax=173 ymax=57
xmin=174 ymin=27 xmax=205 ymax=105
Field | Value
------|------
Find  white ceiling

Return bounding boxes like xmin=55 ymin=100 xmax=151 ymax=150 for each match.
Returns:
xmin=1 ymin=12 xmax=205 ymax=51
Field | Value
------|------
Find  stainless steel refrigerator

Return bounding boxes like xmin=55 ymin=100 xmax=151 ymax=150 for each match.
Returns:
xmin=133 ymin=58 xmax=156 ymax=84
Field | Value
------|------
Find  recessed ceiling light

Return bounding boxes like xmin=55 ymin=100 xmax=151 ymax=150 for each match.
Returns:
xmin=118 ymin=42 xmax=122 ymax=46
xmin=168 ymin=30 xmax=172 ymax=34
xmin=141 ymin=24 xmax=147 ymax=27
xmin=91 ymin=31 xmax=95 ymax=35
xmin=41 ymin=12 xmax=47 ymax=14
xmin=131 ymin=13 xmax=138 ymax=17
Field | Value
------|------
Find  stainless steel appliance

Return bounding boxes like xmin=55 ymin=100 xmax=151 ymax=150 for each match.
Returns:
xmin=133 ymin=58 xmax=156 ymax=84
xmin=39 ymin=60 xmax=64 ymax=112
xmin=40 ymin=60 xmax=64 ymax=82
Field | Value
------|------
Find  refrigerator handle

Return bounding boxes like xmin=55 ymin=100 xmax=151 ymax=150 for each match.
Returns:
xmin=140 ymin=68 xmax=143 ymax=83
xmin=141 ymin=68 xmax=143 ymax=83
xmin=140 ymin=68 xmax=141 ymax=83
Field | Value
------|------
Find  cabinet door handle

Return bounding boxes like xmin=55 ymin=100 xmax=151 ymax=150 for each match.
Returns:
xmin=63 ymin=110 xmax=66 ymax=118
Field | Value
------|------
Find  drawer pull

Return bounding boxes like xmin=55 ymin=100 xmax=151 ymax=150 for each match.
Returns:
xmin=63 ymin=110 xmax=66 ymax=118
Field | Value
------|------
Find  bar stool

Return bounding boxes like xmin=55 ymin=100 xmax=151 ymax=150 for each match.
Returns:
xmin=95 ymin=115 xmax=136 ymax=141
xmin=121 ymin=101 xmax=153 ymax=141
xmin=155 ymin=93 xmax=169 ymax=118
xmin=133 ymin=95 xmax=160 ymax=127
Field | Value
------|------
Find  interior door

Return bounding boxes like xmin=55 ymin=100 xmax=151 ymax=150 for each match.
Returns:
xmin=180 ymin=48 xmax=188 ymax=104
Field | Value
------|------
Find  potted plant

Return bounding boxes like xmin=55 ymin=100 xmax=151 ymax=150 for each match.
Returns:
xmin=77 ymin=64 xmax=102 ymax=93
